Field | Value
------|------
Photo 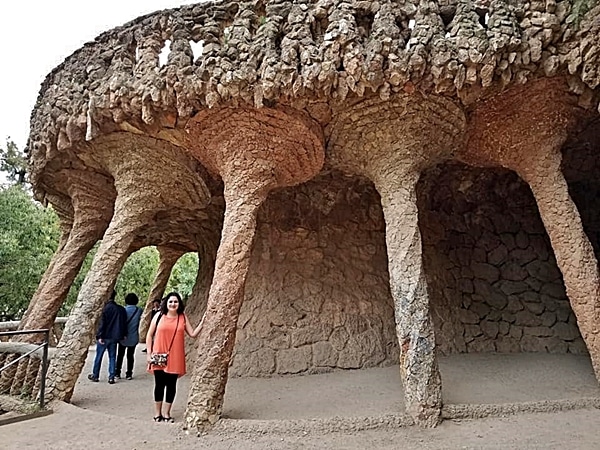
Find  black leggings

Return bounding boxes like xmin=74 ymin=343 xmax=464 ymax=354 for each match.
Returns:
xmin=116 ymin=344 xmax=135 ymax=376
xmin=153 ymin=370 xmax=178 ymax=403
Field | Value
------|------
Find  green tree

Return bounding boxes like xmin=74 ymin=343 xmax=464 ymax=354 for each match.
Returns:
xmin=0 ymin=139 xmax=27 ymax=186
xmin=115 ymin=247 xmax=160 ymax=306
xmin=0 ymin=185 xmax=59 ymax=320
xmin=167 ymin=252 xmax=199 ymax=298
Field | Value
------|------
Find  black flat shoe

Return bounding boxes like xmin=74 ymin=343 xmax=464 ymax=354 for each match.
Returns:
xmin=162 ymin=416 xmax=174 ymax=423
xmin=153 ymin=415 xmax=163 ymax=422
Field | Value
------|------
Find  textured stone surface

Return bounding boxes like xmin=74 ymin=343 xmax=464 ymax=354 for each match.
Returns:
xmin=18 ymin=0 xmax=600 ymax=433
xmin=227 ymin=174 xmax=398 ymax=377
xmin=418 ymin=162 xmax=586 ymax=355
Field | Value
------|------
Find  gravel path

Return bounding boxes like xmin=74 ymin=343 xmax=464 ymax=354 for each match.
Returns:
xmin=4 ymin=348 xmax=600 ymax=449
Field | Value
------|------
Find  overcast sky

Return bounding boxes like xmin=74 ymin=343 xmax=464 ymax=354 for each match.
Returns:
xmin=0 ymin=0 xmax=201 ymax=152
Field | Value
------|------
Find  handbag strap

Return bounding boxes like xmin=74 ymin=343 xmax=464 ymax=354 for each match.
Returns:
xmin=150 ymin=313 xmax=159 ymax=355
xmin=166 ymin=315 xmax=179 ymax=353
xmin=126 ymin=307 xmax=141 ymax=326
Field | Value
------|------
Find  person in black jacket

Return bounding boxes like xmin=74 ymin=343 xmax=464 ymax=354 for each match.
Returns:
xmin=88 ymin=290 xmax=127 ymax=384
xmin=115 ymin=293 xmax=142 ymax=380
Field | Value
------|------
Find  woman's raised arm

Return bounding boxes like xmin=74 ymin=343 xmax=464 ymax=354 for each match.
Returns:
xmin=184 ymin=313 xmax=204 ymax=338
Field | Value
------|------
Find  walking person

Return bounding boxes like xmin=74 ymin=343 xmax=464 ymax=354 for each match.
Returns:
xmin=146 ymin=292 xmax=203 ymax=422
xmin=115 ymin=293 xmax=143 ymax=380
xmin=88 ymin=290 xmax=127 ymax=384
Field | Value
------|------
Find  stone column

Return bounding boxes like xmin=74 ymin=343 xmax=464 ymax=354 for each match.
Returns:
xmin=1 ymin=177 xmax=113 ymax=394
xmin=15 ymin=185 xmax=112 ymax=335
xmin=139 ymin=246 xmax=184 ymax=339
xmin=18 ymin=225 xmax=70 ymax=326
xmin=0 ymin=227 xmax=68 ymax=394
xmin=185 ymin=184 xmax=267 ymax=428
xmin=520 ymin=155 xmax=600 ymax=377
xmin=45 ymin=204 xmax=140 ymax=402
xmin=328 ymin=94 xmax=466 ymax=426
xmin=183 ymin=107 xmax=324 ymax=430
xmin=45 ymin=133 xmax=210 ymax=402
xmin=463 ymin=78 xmax=600 ymax=379
xmin=376 ymin=174 xmax=442 ymax=426
xmin=184 ymin=237 xmax=219 ymax=335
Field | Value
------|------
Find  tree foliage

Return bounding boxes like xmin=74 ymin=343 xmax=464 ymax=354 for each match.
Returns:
xmin=0 ymin=185 xmax=59 ymax=320
xmin=0 ymin=139 xmax=27 ymax=186
xmin=115 ymin=247 xmax=159 ymax=306
xmin=167 ymin=252 xmax=199 ymax=299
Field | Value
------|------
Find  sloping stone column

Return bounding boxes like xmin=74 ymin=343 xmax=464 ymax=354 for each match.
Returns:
xmin=16 ymin=175 xmax=113 ymax=335
xmin=464 ymin=78 xmax=600 ymax=379
xmin=0 ymin=174 xmax=114 ymax=394
xmin=45 ymin=203 xmax=138 ymax=402
xmin=18 ymin=223 xmax=71 ymax=326
xmin=184 ymin=238 xmax=219 ymax=340
xmin=184 ymin=107 xmax=324 ymax=430
xmin=139 ymin=246 xmax=184 ymax=339
xmin=0 ymin=226 xmax=68 ymax=394
xmin=328 ymin=94 xmax=466 ymax=426
xmin=524 ymin=157 xmax=600 ymax=376
xmin=46 ymin=133 xmax=210 ymax=402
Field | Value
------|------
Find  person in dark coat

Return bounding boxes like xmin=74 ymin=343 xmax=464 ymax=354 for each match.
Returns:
xmin=115 ymin=293 xmax=142 ymax=380
xmin=88 ymin=290 xmax=127 ymax=384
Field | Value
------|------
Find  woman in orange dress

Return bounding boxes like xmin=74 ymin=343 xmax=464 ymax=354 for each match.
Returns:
xmin=146 ymin=292 xmax=203 ymax=422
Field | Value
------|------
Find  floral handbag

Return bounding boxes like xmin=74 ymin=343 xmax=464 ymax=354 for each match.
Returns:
xmin=149 ymin=352 xmax=169 ymax=366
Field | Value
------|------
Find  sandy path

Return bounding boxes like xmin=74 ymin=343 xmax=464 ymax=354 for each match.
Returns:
xmin=3 ymin=348 xmax=600 ymax=449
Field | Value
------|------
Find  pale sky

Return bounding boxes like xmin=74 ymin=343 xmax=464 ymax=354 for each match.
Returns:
xmin=0 ymin=0 xmax=201 ymax=152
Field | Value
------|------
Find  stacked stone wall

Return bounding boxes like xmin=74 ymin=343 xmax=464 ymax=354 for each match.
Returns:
xmin=223 ymin=159 xmax=598 ymax=377
xmin=224 ymin=159 xmax=596 ymax=377
xmin=229 ymin=174 xmax=399 ymax=377
xmin=419 ymin=163 xmax=587 ymax=355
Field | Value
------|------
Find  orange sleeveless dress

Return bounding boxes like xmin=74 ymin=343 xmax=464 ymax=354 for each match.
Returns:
xmin=148 ymin=314 xmax=186 ymax=376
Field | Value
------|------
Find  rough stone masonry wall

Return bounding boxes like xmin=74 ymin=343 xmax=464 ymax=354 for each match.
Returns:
xmin=419 ymin=163 xmax=587 ymax=355
xmin=228 ymin=174 xmax=399 ymax=377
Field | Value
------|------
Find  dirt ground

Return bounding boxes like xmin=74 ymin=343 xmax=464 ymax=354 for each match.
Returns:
xmin=3 ymin=348 xmax=600 ymax=449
